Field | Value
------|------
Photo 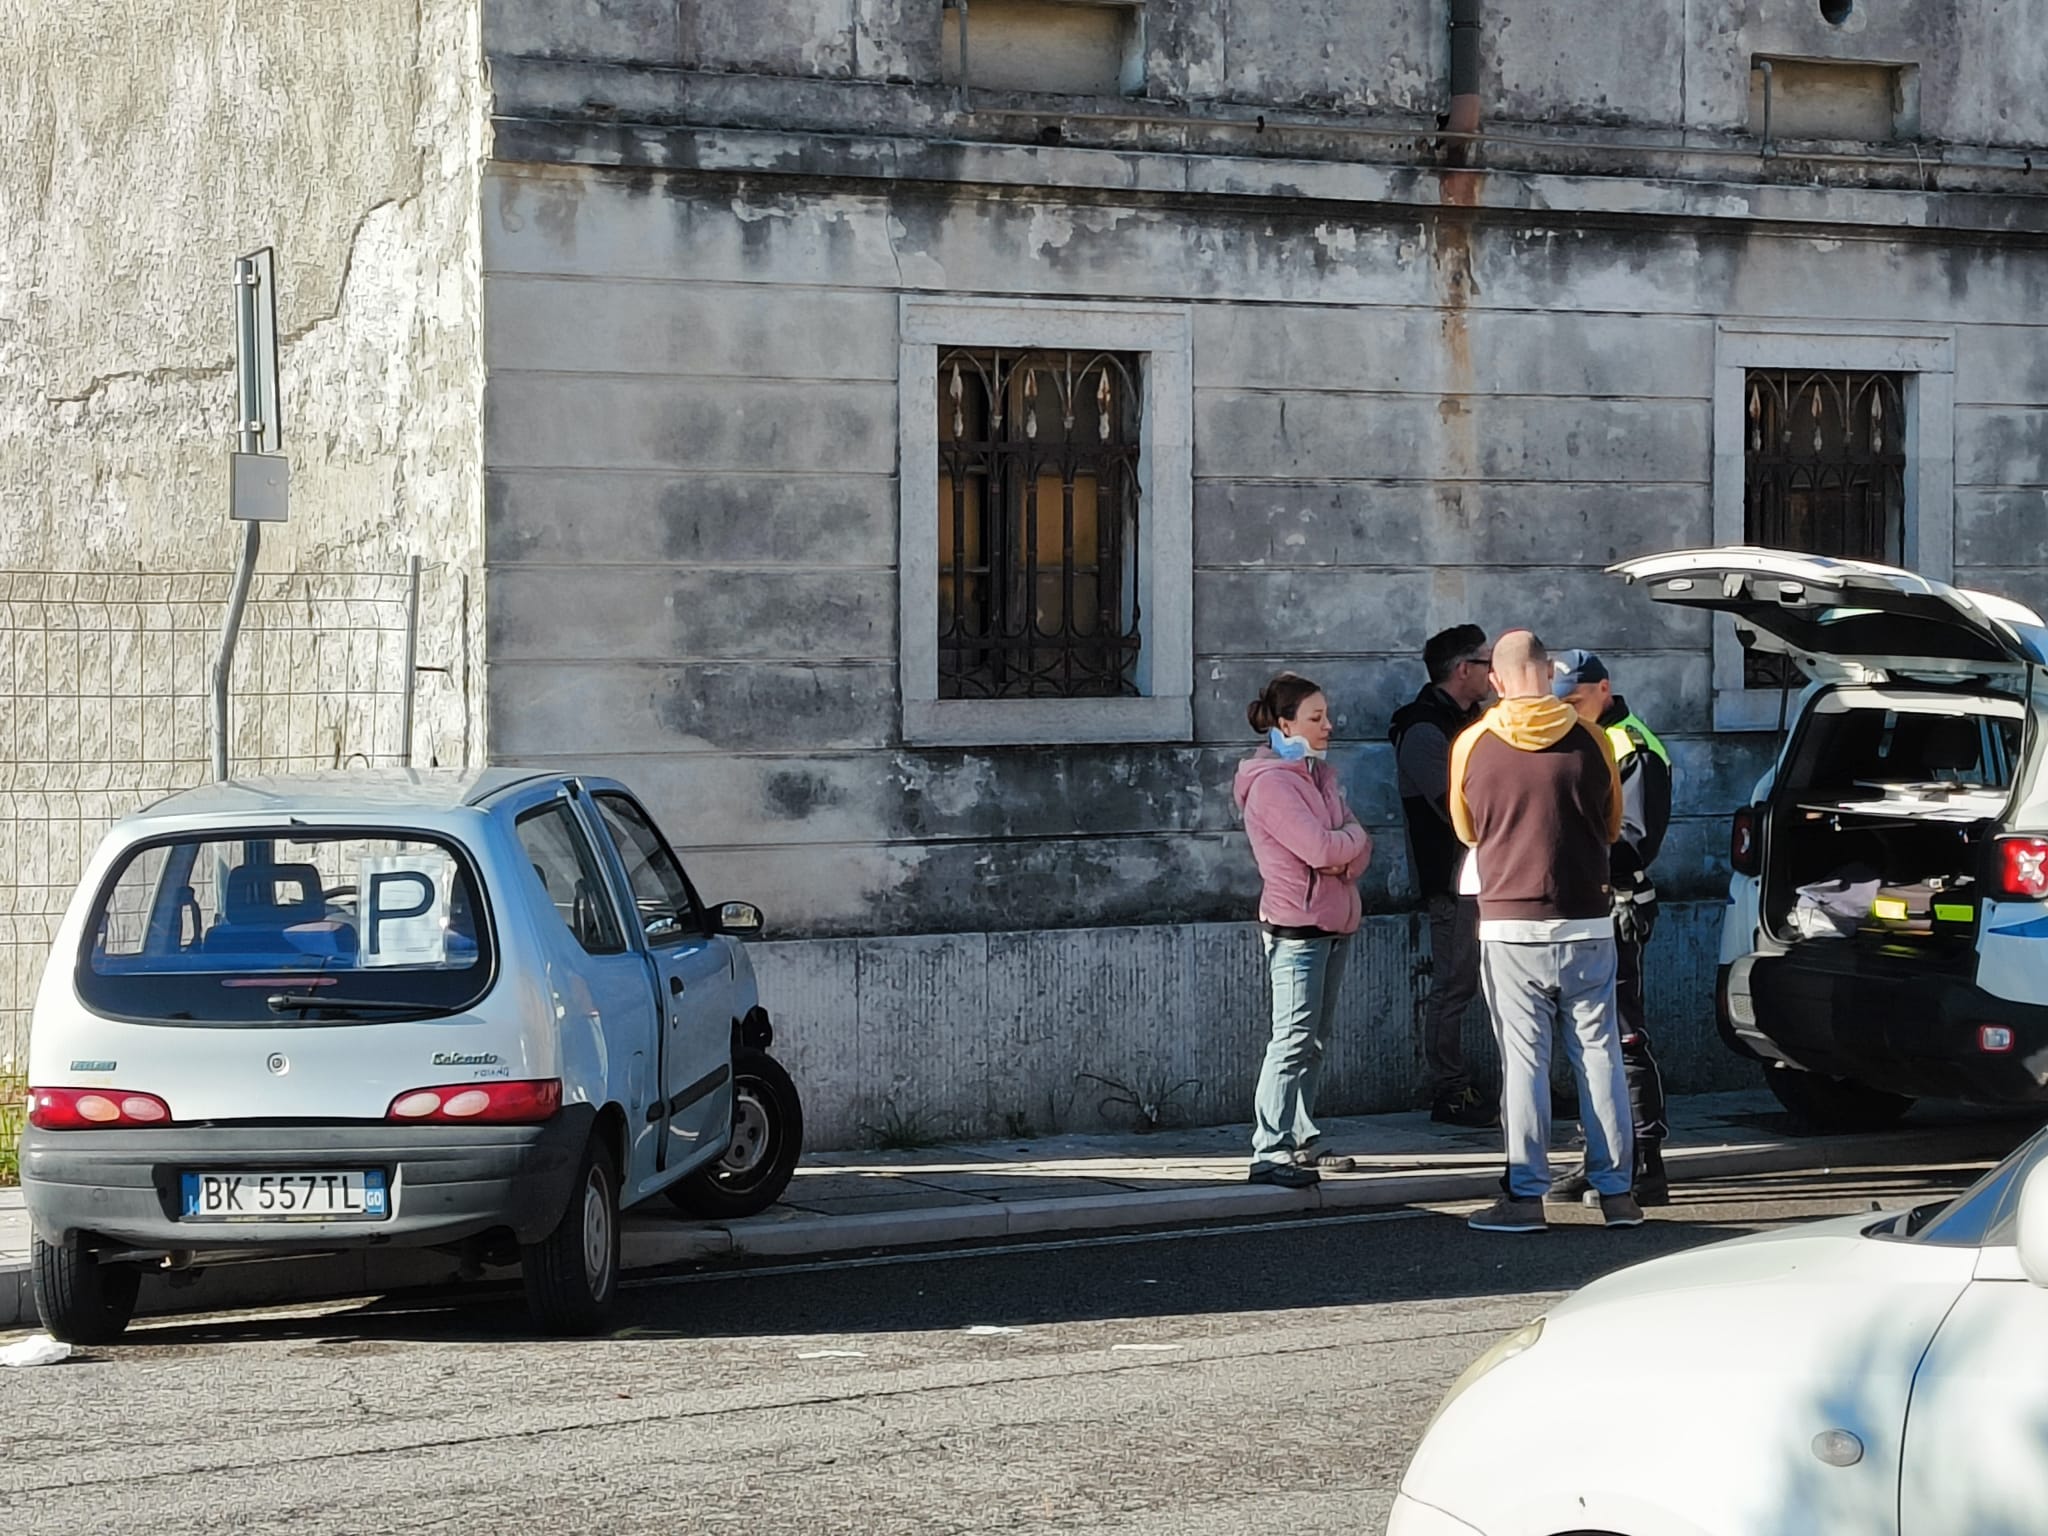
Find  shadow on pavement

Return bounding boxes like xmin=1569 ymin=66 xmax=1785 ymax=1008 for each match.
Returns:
xmin=100 ymin=1191 xmax=1936 ymax=1353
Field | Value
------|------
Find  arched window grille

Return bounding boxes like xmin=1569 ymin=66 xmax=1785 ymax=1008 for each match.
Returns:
xmin=936 ymin=348 xmax=1143 ymax=699
xmin=1743 ymin=368 xmax=1907 ymax=687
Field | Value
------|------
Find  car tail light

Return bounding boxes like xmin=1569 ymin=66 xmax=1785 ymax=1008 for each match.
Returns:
xmin=1996 ymin=836 xmax=2048 ymax=899
xmin=29 ymin=1087 xmax=174 ymax=1130
xmin=1979 ymin=1025 xmax=2016 ymax=1054
xmin=385 ymin=1078 xmax=562 ymax=1124
xmin=1731 ymin=806 xmax=1762 ymax=878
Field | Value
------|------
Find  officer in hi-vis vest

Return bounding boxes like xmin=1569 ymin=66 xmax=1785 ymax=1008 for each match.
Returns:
xmin=1549 ymin=649 xmax=1673 ymax=1205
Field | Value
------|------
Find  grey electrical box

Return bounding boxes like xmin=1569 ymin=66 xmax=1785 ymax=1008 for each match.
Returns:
xmin=230 ymin=452 xmax=290 ymax=522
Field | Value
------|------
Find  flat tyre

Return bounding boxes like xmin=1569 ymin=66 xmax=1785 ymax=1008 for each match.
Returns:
xmin=665 ymin=1050 xmax=804 ymax=1221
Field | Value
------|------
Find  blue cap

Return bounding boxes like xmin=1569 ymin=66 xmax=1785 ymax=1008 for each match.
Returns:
xmin=1551 ymin=648 xmax=1609 ymax=697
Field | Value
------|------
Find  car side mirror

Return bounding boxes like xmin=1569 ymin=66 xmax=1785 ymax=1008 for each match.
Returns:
xmin=2015 ymin=1156 xmax=2048 ymax=1287
xmin=717 ymin=901 xmax=765 ymax=939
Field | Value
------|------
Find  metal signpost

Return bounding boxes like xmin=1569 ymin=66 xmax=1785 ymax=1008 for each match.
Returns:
xmin=211 ymin=248 xmax=289 ymax=781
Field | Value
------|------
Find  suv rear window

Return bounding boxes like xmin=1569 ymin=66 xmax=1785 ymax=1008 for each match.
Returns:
xmin=79 ymin=831 xmax=492 ymax=1024
xmin=1784 ymin=703 xmax=2022 ymax=796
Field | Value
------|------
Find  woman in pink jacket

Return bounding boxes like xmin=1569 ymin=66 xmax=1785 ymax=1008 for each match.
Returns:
xmin=1232 ymin=672 xmax=1373 ymax=1188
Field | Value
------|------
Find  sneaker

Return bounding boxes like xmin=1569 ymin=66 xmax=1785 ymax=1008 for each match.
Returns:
xmin=1467 ymin=1196 xmax=1547 ymax=1234
xmin=1249 ymin=1162 xmax=1319 ymax=1190
xmin=1430 ymin=1087 xmax=1498 ymax=1129
xmin=1294 ymin=1143 xmax=1357 ymax=1172
xmin=1600 ymin=1192 xmax=1646 ymax=1228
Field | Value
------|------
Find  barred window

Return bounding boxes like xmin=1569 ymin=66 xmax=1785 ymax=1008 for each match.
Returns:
xmin=936 ymin=348 xmax=1143 ymax=700
xmin=1743 ymin=368 xmax=1907 ymax=688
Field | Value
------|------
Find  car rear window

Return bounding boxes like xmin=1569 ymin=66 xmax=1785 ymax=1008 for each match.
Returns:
xmin=78 ymin=830 xmax=493 ymax=1024
xmin=1783 ymin=701 xmax=2023 ymax=796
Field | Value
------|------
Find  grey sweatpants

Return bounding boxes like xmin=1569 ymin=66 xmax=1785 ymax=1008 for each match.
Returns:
xmin=1481 ymin=937 xmax=1632 ymax=1200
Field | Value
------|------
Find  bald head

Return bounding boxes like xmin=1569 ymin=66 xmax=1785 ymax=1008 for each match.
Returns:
xmin=1489 ymin=629 xmax=1552 ymax=700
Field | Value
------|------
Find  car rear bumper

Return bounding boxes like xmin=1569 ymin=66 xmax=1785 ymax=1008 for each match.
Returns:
xmin=21 ymin=1105 xmax=594 ymax=1254
xmin=1725 ymin=952 xmax=2048 ymax=1103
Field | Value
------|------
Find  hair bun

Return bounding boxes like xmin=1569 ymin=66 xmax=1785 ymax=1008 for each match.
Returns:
xmin=1247 ymin=671 xmax=1322 ymax=739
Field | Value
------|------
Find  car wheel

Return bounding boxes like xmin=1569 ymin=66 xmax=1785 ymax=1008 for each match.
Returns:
xmin=521 ymin=1135 xmax=620 ymax=1335
xmin=1764 ymin=1065 xmax=1914 ymax=1134
xmin=32 ymin=1236 xmax=141 ymax=1345
xmin=665 ymin=1050 xmax=804 ymax=1221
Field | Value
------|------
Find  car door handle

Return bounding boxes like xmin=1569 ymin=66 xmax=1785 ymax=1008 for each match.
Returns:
xmin=669 ymin=975 xmax=685 ymax=996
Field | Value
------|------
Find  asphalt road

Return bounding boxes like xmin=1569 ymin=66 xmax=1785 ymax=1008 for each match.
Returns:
xmin=1 ymin=1163 xmax=1994 ymax=1535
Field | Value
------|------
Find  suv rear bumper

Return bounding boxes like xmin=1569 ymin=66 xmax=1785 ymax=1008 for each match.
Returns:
xmin=1722 ymin=954 xmax=2048 ymax=1104
xmin=20 ymin=1105 xmax=594 ymax=1254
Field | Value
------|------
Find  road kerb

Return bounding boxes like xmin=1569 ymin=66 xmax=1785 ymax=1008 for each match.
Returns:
xmin=0 ymin=1120 xmax=2026 ymax=1330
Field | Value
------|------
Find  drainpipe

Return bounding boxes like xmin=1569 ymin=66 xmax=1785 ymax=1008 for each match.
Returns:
xmin=1446 ymin=0 xmax=1482 ymax=148
xmin=1758 ymin=58 xmax=1779 ymax=158
xmin=945 ymin=0 xmax=971 ymax=112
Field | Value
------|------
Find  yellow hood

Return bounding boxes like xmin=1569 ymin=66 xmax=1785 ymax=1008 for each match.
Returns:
xmin=1477 ymin=695 xmax=1582 ymax=751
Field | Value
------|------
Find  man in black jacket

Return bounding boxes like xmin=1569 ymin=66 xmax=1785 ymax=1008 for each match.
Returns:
xmin=1391 ymin=624 xmax=1495 ymax=1127
xmin=1550 ymin=649 xmax=1673 ymax=1204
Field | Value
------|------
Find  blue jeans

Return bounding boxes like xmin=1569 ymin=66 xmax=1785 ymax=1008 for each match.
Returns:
xmin=1251 ymin=933 xmax=1351 ymax=1167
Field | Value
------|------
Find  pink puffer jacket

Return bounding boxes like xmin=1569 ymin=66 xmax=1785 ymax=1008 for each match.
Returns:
xmin=1233 ymin=751 xmax=1373 ymax=935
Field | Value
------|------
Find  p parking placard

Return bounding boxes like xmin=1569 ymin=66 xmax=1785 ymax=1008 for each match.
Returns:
xmin=358 ymin=853 xmax=452 ymax=967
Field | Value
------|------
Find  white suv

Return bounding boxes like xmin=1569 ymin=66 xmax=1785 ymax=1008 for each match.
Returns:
xmin=1613 ymin=548 xmax=2048 ymax=1132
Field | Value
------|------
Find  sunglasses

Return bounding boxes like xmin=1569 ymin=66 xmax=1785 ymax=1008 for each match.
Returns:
xmin=1462 ymin=655 xmax=1493 ymax=669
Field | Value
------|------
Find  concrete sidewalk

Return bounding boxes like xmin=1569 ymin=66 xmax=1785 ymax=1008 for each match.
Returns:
xmin=1 ymin=1089 xmax=2029 ymax=1330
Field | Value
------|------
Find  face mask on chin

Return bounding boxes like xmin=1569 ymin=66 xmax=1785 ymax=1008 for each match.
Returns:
xmin=1269 ymin=727 xmax=1326 ymax=762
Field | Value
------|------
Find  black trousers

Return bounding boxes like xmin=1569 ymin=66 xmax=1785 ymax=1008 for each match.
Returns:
xmin=1615 ymin=908 xmax=1669 ymax=1145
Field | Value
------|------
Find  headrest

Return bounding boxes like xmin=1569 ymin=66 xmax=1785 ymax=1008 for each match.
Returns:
xmin=223 ymin=863 xmax=326 ymax=927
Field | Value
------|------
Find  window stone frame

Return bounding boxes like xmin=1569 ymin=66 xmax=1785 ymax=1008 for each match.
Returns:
xmin=1711 ymin=321 xmax=1956 ymax=732
xmin=898 ymin=296 xmax=1193 ymax=747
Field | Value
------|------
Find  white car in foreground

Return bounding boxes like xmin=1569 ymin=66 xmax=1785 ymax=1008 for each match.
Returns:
xmin=1391 ymin=1127 xmax=2048 ymax=1535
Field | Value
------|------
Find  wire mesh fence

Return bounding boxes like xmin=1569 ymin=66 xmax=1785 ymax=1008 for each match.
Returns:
xmin=0 ymin=569 xmax=426 ymax=1069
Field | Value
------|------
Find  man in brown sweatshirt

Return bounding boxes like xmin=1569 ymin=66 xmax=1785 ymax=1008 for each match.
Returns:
xmin=1449 ymin=630 xmax=1642 ymax=1232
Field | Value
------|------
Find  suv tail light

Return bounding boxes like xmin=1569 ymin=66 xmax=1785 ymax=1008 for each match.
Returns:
xmin=386 ymin=1078 xmax=562 ymax=1124
xmin=29 ymin=1087 xmax=174 ymax=1130
xmin=1731 ymin=805 xmax=1762 ymax=878
xmin=1996 ymin=836 xmax=2048 ymax=899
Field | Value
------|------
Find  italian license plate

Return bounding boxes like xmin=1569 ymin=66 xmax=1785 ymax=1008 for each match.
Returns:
xmin=180 ymin=1170 xmax=388 ymax=1220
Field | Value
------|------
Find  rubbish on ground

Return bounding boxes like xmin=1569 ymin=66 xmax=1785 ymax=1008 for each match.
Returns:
xmin=1110 ymin=1342 xmax=1180 ymax=1352
xmin=0 ymin=1334 xmax=73 ymax=1368
xmin=963 ymin=1325 xmax=1019 ymax=1335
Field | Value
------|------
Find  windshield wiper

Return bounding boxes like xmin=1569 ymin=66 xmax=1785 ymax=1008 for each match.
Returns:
xmin=266 ymin=994 xmax=438 ymax=1018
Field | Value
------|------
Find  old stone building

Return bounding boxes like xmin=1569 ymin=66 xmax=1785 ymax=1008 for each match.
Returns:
xmin=10 ymin=2 xmax=2048 ymax=1143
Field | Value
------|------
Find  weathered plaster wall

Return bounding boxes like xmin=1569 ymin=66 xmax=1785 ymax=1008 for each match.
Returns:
xmin=0 ymin=0 xmax=489 ymax=1067
xmin=472 ymin=1 xmax=2048 ymax=1141
xmin=0 ymin=0 xmax=486 ymax=762
xmin=480 ymin=163 xmax=2048 ymax=938
xmin=485 ymin=0 xmax=2048 ymax=147
xmin=1684 ymin=0 xmax=2048 ymax=146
